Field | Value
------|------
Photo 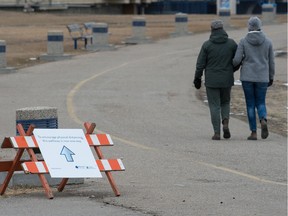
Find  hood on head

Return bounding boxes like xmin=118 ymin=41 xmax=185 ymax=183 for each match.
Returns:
xmin=248 ymin=16 xmax=262 ymax=31
xmin=209 ymin=29 xmax=228 ymax=44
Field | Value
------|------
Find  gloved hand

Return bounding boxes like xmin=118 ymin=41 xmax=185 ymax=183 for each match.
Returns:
xmin=268 ymin=79 xmax=273 ymax=87
xmin=233 ymin=62 xmax=241 ymax=72
xmin=193 ymin=77 xmax=201 ymax=89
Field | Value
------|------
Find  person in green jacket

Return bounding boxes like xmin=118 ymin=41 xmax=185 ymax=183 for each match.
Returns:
xmin=193 ymin=20 xmax=238 ymax=140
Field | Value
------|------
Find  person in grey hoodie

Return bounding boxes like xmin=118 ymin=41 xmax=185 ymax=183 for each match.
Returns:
xmin=233 ymin=16 xmax=275 ymax=140
xmin=194 ymin=20 xmax=237 ymax=140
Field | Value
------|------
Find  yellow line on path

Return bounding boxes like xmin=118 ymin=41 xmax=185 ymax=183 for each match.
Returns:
xmin=194 ymin=160 xmax=287 ymax=186
xmin=66 ymin=63 xmax=128 ymax=125
xmin=66 ymin=54 xmax=287 ymax=187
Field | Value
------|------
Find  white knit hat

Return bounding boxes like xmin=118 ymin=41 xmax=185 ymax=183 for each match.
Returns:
xmin=248 ymin=16 xmax=262 ymax=31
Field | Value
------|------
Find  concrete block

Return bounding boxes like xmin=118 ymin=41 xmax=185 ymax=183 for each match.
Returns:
xmin=0 ymin=40 xmax=15 ymax=73
xmin=170 ymin=13 xmax=192 ymax=37
xmin=124 ymin=17 xmax=152 ymax=44
xmin=40 ymin=30 xmax=72 ymax=61
xmin=87 ymin=23 xmax=116 ymax=51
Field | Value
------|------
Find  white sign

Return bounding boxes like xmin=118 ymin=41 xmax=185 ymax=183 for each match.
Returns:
xmin=220 ymin=0 xmax=230 ymax=9
xmin=33 ymin=128 xmax=102 ymax=178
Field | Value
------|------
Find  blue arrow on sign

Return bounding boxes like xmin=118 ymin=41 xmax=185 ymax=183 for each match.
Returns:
xmin=60 ymin=146 xmax=75 ymax=162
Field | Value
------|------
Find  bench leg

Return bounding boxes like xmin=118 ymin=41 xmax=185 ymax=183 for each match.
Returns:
xmin=73 ymin=39 xmax=77 ymax=49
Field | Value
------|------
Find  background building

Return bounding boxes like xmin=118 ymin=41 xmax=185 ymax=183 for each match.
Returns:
xmin=0 ymin=0 xmax=286 ymax=14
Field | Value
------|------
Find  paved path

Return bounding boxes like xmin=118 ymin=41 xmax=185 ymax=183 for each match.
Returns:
xmin=0 ymin=23 xmax=286 ymax=216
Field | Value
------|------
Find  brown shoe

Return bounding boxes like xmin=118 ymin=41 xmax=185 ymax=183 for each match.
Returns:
xmin=247 ymin=131 xmax=257 ymax=140
xmin=261 ymin=119 xmax=269 ymax=139
xmin=222 ymin=119 xmax=231 ymax=139
xmin=212 ymin=133 xmax=220 ymax=140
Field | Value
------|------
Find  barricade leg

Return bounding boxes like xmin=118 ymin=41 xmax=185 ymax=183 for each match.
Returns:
xmin=57 ymin=122 xmax=94 ymax=191
xmin=58 ymin=122 xmax=121 ymax=196
xmin=84 ymin=122 xmax=120 ymax=196
xmin=0 ymin=124 xmax=36 ymax=195
xmin=0 ymin=149 xmax=24 ymax=195
xmin=17 ymin=124 xmax=54 ymax=199
xmin=57 ymin=178 xmax=68 ymax=192
xmin=57 ymin=123 xmax=96 ymax=192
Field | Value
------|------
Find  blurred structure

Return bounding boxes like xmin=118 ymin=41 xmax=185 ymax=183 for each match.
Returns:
xmin=0 ymin=0 xmax=286 ymax=14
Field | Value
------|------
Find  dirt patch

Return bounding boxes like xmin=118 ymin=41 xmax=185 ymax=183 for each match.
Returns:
xmin=2 ymin=185 xmax=46 ymax=197
xmin=0 ymin=10 xmax=287 ymax=137
xmin=197 ymin=79 xmax=287 ymax=137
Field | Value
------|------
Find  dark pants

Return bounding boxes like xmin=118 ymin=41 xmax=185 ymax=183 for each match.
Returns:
xmin=206 ymin=87 xmax=231 ymax=134
xmin=242 ymin=81 xmax=268 ymax=132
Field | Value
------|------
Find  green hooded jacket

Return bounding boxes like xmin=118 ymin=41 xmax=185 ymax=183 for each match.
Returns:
xmin=195 ymin=29 xmax=237 ymax=88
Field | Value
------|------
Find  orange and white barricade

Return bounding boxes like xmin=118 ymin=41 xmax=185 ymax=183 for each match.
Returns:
xmin=0 ymin=122 xmax=125 ymax=199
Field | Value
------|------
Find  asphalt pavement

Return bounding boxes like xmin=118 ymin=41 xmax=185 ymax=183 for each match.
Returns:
xmin=0 ymin=22 xmax=287 ymax=216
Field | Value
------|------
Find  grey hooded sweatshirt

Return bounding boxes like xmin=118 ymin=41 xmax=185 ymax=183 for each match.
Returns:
xmin=233 ymin=31 xmax=275 ymax=83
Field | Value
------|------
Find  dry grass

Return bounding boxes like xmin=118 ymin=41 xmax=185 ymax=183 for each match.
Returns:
xmin=0 ymin=10 xmax=287 ymax=137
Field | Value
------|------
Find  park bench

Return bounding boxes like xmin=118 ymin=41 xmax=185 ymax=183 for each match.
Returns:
xmin=82 ymin=22 xmax=96 ymax=46
xmin=66 ymin=23 xmax=93 ymax=49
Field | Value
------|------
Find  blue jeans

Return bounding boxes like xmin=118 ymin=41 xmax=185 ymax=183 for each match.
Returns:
xmin=242 ymin=81 xmax=268 ymax=132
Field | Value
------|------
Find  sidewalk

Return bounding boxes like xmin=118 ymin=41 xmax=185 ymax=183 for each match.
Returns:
xmin=0 ymin=23 xmax=286 ymax=216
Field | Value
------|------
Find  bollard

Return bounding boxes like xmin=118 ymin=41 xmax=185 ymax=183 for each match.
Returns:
xmin=124 ymin=17 xmax=152 ymax=44
xmin=47 ymin=31 xmax=64 ymax=56
xmin=8 ymin=106 xmax=84 ymax=187
xmin=219 ymin=8 xmax=231 ymax=29
xmin=0 ymin=40 xmax=7 ymax=69
xmin=86 ymin=23 xmax=115 ymax=51
xmin=262 ymin=3 xmax=276 ymax=24
xmin=16 ymin=106 xmax=58 ymax=154
xmin=16 ymin=106 xmax=58 ymax=136
xmin=40 ymin=30 xmax=72 ymax=61
xmin=170 ymin=13 xmax=192 ymax=37
xmin=0 ymin=40 xmax=15 ymax=73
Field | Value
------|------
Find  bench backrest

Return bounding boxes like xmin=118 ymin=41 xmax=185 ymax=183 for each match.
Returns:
xmin=83 ymin=22 xmax=96 ymax=35
xmin=67 ymin=24 xmax=83 ymax=39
